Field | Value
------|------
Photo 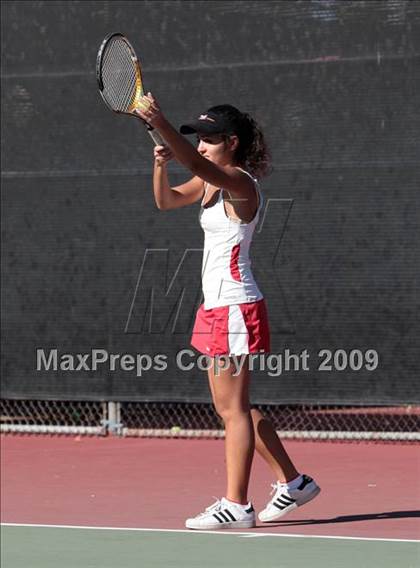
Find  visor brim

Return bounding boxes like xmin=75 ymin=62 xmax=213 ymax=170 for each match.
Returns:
xmin=179 ymin=121 xmax=223 ymax=135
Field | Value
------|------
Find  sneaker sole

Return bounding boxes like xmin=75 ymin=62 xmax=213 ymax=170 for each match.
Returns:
xmin=258 ymin=486 xmax=321 ymax=523
xmin=186 ymin=519 xmax=256 ymax=530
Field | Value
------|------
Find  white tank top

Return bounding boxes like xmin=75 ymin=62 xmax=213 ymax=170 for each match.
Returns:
xmin=199 ymin=168 xmax=264 ymax=309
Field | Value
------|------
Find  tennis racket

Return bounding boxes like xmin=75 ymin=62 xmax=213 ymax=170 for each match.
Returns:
xmin=96 ymin=32 xmax=164 ymax=146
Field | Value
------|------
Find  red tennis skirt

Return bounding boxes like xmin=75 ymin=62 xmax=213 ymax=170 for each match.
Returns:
xmin=191 ymin=299 xmax=271 ymax=357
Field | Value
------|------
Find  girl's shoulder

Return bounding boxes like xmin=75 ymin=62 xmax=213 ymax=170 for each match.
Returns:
xmin=235 ymin=166 xmax=259 ymax=184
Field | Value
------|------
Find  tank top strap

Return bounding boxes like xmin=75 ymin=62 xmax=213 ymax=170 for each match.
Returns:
xmin=235 ymin=166 xmax=256 ymax=181
xmin=201 ymin=182 xmax=209 ymax=206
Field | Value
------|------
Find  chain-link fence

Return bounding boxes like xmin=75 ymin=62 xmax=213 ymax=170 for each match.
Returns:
xmin=1 ymin=399 xmax=419 ymax=441
xmin=0 ymin=399 xmax=107 ymax=435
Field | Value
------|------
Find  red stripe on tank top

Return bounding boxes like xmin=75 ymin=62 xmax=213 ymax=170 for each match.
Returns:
xmin=230 ymin=244 xmax=242 ymax=282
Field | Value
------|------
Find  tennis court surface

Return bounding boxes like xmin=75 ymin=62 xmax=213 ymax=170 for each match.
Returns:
xmin=1 ymin=435 xmax=419 ymax=567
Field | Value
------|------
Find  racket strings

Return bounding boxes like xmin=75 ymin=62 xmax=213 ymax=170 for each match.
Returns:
xmin=103 ymin=40 xmax=136 ymax=111
xmin=103 ymin=40 xmax=136 ymax=110
xmin=101 ymin=38 xmax=141 ymax=112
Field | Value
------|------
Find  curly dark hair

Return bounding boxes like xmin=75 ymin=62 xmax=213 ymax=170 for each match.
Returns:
xmin=206 ymin=104 xmax=272 ymax=179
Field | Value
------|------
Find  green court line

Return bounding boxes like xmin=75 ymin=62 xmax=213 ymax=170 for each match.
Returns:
xmin=1 ymin=525 xmax=419 ymax=568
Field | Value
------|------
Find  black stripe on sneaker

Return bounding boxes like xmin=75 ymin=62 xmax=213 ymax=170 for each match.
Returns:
xmin=278 ymin=494 xmax=295 ymax=504
xmin=213 ymin=513 xmax=224 ymax=523
xmin=273 ymin=497 xmax=296 ymax=509
xmin=277 ymin=497 xmax=295 ymax=507
xmin=245 ymin=505 xmax=254 ymax=514
xmin=218 ymin=511 xmax=230 ymax=523
xmin=273 ymin=501 xmax=287 ymax=510
xmin=224 ymin=509 xmax=236 ymax=522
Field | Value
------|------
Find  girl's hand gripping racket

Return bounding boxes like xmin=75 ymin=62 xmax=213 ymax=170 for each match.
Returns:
xmin=96 ymin=32 xmax=164 ymax=146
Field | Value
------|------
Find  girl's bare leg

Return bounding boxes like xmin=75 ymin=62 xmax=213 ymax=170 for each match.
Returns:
xmin=250 ymin=408 xmax=299 ymax=483
xmin=208 ymin=357 xmax=254 ymax=504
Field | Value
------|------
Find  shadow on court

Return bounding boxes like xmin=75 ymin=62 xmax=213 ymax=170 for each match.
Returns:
xmin=261 ymin=509 xmax=420 ymax=528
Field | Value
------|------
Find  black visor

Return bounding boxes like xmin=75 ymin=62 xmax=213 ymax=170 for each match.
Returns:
xmin=180 ymin=111 xmax=236 ymax=135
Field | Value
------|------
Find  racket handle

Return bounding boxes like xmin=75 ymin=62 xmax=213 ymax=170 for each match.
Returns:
xmin=146 ymin=124 xmax=165 ymax=146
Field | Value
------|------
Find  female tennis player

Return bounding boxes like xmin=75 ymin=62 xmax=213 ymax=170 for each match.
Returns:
xmin=135 ymin=94 xmax=320 ymax=530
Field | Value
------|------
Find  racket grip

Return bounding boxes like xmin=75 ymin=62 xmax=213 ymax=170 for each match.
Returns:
xmin=146 ymin=126 xmax=165 ymax=146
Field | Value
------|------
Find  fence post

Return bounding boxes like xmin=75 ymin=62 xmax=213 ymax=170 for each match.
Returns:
xmin=106 ymin=402 xmax=122 ymax=436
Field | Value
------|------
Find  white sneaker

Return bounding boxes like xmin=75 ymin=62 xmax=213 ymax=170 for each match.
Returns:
xmin=258 ymin=474 xmax=321 ymax=522
xmin=186 ymin=497 xmax=256 ymax=530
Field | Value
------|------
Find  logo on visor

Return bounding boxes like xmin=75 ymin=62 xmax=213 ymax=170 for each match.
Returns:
xmin=198 ymin=114 xmax=216 ymax=122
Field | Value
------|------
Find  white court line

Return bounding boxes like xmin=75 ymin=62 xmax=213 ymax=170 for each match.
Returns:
xmin=1 ymin=523 xmax=419 ymax=544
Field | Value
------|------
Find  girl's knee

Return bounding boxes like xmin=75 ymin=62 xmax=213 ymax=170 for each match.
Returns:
xmin=214 ymin=401 xmax=251 ymax=422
